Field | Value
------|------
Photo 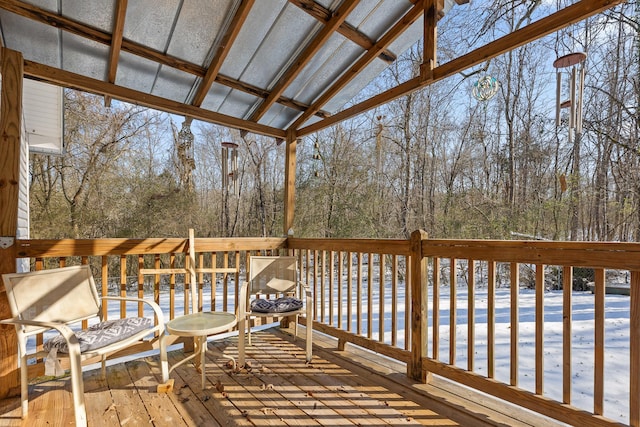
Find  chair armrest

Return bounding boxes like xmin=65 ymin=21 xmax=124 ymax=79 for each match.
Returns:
xmin=0 ymin=318 xmax=81 ymax=354
xmin=239 ymin=281 xmax=249 ymax=315
xmin=299 ymin=282 xmax=311 ymax=298
xmin=299 ymin=282 xmax=312 ymax=310
xmin=101 ymin=296 xmax=166 ymax=330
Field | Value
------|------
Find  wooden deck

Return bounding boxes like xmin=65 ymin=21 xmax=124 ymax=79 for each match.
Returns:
xmin=0 ymin=327 xmax=562 ymax=427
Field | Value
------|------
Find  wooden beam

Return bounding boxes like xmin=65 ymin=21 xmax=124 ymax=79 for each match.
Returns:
xmin=296 ymin=0 xmax=626 ymax=137
xmin=191 ymin=0 xmax=254 ymax=107
xmin=23 ymin=60 xmax=287 ymax=139
xmin=290 ymin=1 xmax=424 ymax=130
xmin=420 ymin=0 xmax=438 ymax=82
xmin=288 ymin=0 xmax=396 ymax=63
xmin=105 ymin=0 xmax=127 ymax=107
xmin=283 ymin=129 xmax=298 ymax=236
xmin=0 ymin=47 xmax=22 ymax=399
xmin=251 ymin=0 xmax=360 ymax=122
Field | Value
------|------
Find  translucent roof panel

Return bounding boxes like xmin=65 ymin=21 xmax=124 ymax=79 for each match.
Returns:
xmin=61 ymin=32 xmax=109 ymax=81
xmin=61 ymin=0 xmax=114 ymax=33
xmin=0 ymin=0 xmax=469 ymax=137
xmin=123 ymin=0 xmax=180 ymax=53
xmin=165 ymin=0 xmax=233 ymax=66
xmin=0 ymin=13 xmax=61 ymax=68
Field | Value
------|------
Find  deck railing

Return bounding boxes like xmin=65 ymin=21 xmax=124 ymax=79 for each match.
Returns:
xmin=10 ymin=232 xmax=640 ymax=426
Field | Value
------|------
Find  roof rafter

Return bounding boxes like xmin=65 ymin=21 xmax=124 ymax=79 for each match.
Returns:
xmin=191 ymin=0 xmax=254 ymax=108
xmin=104 ymin=0 xmax=127 ymax=107
xmin=21 ymin=60 xmax=286 ymax=139
xmin=0 ymin=0 xmax=328 ymax=119
xmin=297 ymin=0 xmax=627 ymax=137
xmin=249 ymin=0 xmax=360 ymax=122
xmin=288 ymin=0 xmax=396 ymax=63
xmin=289 ymin=1 xmax=424 ymax=131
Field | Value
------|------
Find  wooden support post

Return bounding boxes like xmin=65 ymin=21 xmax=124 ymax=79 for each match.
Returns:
xmin=0 ymin=47 xmax=23 ymax=399
xmin=630 ymin=271 xmax=640 ymax=426
xmin=283 ymin=129 xmax=297 ymax=237
xmin=409 ymin=229 xmax=428 ymax=382
xmin=420 ymin=0 xmax=438 ymax=82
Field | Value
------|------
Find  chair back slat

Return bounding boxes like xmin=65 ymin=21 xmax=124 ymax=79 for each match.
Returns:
xmin=2 ymin=265 xmax=101 ymax=335
xmin=249 ymin=256 xmax=297 ymax=294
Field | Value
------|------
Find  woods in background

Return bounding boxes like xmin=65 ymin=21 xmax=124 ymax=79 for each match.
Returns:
xmin=28 ymin=1 xmax=638 ymax=242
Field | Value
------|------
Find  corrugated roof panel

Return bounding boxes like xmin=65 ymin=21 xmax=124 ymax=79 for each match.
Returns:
xmin=201 ymin=82 xmax=232 ymax=112
xmin=123 ymin=0 xmax=180 ymax=53
xmin=283 ymin=32 xmax=364 ymax=106
xmin=386 ymin=17 xmax=423 ymax=59
xmin=219 ymin=1 xmax=287 ymax=80
xmin=321 ymin=58 xmax=389 ymax=115
xmin=61 ymin=31 xmax=109 ymax=81
xmin=0 ymin=12 xmax=60 ymax=67
xmin=115 ymin=50 xmax=161 ymax=94
xmin=217 ymin=88 xmax=261 ymax=120
xmin=62 ymin=0 xmax=114 ymax=33
xmin=152 ymin=65 xmax=198 ymax=103
xmin=348 ymin=0 xmax=414 ymax=41
xmin=19 ymin=0 xmax=57 ymax=13
xmin=259 ymin=103 xmax=300 ymax=129
xmin=167 ymin=0 xmax=233 ymax=65
xmin=232 ymin=2 xmax=320 ymax=89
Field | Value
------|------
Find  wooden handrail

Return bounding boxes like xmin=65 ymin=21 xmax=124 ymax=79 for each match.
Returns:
xmin=9 ymin=233 xmax=639 ymax=426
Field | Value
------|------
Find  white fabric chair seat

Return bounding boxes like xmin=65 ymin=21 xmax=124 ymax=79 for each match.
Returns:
xmin=44 ymin=317 xmax=153 ymax=353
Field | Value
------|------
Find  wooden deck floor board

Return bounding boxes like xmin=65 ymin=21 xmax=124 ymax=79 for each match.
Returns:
xmin=0 ymin=326 xmax=564 ymax=427
xmin=209 ymin=338 xmax=351 ymax=427
xmin=231 ymin=334 xmax=423 ymax=426
xmin=149 ymin=352 xmax=218 ymax=427
xmin=83 ymin=368 xmax=120 ymax=427
xmin=205 ymin=342 xmax=320 ymax=427
xmin=166 ymin=348 xmax=251 ymax=427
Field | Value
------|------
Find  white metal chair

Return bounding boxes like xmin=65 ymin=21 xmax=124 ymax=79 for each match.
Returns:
xmin=0 ymin=265 xmax=168 ymax=427
xmin=237 ymin=256 xmax=312 ymax=366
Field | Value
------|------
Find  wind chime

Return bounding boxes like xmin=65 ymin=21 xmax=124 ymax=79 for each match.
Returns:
xmin=222 ymin=142 xmax=239 ymax=197
xmin=177 ymin=118 xmax=195 ymax=191
xmin=312 ymin=141 xmax=321 ymax=177
xmin=553 ymin=51 xmax=586 ymax=142
xmin=221 ymin=141 xmax=239 ymax=197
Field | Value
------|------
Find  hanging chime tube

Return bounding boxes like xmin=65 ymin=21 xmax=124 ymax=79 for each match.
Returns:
xmin=576 ymin=66 xmax=585 ymax=134
xmin=570 ymin=67 xmax=577 ymax=131
xmin=555 ymin=71 xmax=562 ymax=127
xmin=222 ymin=146 xmax=228 ymax=190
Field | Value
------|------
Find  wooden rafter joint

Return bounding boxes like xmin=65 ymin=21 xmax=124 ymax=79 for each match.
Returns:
xmin=420 ymin=61 xmax=435 ymax=83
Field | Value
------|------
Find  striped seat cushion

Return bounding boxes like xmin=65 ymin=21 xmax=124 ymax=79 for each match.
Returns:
xmin=44 ymin=317 xmax=153 ymax=353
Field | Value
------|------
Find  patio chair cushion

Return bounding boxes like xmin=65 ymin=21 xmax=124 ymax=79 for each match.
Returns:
xmin=44 ymin=317 xmax=153 ymax=353
xmin=250 ymin=297 xmax=303 ymax=313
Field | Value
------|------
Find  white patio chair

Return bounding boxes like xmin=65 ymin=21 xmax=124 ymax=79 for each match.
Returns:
xmin=237 ymin=256 xmax=312 ymax=366
xmin=0 ymin=264 xmax=168 ymax=427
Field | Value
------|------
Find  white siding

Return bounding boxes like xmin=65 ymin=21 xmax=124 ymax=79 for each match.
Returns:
xmin=22 ymin=79 xmax=63 ymax=155
xmin=17 ymin=109 xmax=30 ymax=273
